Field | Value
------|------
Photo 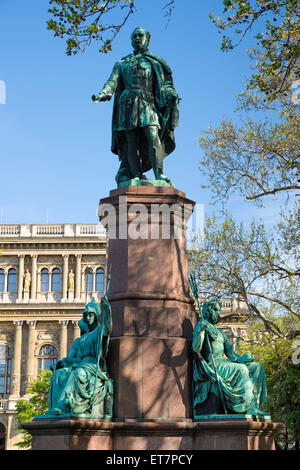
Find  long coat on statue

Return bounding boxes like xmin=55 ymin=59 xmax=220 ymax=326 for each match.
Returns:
xmin=100 ymin=51 xmax=179 ymax=174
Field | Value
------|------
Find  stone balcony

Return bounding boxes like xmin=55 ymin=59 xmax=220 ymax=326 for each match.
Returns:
xmin=0 ymin=224 xmax=107 ymax=238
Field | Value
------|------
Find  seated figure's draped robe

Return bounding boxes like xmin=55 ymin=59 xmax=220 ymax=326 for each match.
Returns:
xmin=192 ymin=320 xmax=267 ymax=414
xmin=48 ymin=321 xmax=113 ymax=418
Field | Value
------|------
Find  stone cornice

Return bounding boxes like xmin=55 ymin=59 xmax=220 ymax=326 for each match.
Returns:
xmin=0 ymin=302 xmax=85 ymax=313
xmin=0 ymin=240 xmax=107 ymax=254
xmin=0 ymin=313 xmax=83 ymax=321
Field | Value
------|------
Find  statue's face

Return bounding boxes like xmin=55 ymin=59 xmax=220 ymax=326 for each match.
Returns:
xmin=131 ymin=28 xmax=149 ymax=52
xmin=208 ymin=302 xmax=221 ymax=325
xmin=86 ymin=311 xmax=95 ymax=326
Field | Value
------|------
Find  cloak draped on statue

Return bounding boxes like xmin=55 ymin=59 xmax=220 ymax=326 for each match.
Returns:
xmin=108 ymin=51 xmax=179 ymax=173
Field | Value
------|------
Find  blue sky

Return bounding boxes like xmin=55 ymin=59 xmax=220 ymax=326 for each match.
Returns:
xmin=0 ymin=0 xmax=284 ymax=226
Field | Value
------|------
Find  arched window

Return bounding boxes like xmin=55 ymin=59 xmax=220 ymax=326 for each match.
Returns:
xmin=0 ymin=269 xmax=4 ymax=292
xmin=0 ymin=345 xmax=12 ymax=396
xmin=51 ymin=268 xmax=61 ymax=292
xmin=38 ymin=345 xmax=57 ymax=372
xmin=7 ymin=269 xmax=16 ymax=293
xmin=85 ymin=268 xmax=93 ymax=292
xmin=41 ymin=268 xmax=49 ymax=292
xmin=96 ymin=268 xmax=105 ymax=292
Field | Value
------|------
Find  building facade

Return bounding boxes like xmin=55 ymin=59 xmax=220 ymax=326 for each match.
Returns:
xmin=0 ymin=224 xmax=107 ymax=449
xmin=0 ymin=223 xmax=248 ymax=449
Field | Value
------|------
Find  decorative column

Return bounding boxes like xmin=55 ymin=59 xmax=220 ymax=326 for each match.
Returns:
xmin=72 ymin=320 xmax=80 ymax=342
xmin=61 ymin=254 xmax=69 ymax=303
xmin=30 ymin=255 xmax=37 ymax=302
xmin=3 ymin=271 xmax=8 ymax=302
xmin=59 ymin=320 xmax=69 ymax=359
xmin=36 ymin=269 xmax=41 ymax=300
xmin=10 ymin=321 xmax=23 ymax=396
xmin=25 ymin=320 xmax=37 ymax=391
xmin=4 ymin=271 xmax=7 ymax=291
xmin=17 ymin=255 xmax=24 ymax=303
xmin=92 ymin=268 xmax=96 ymax=294
xmin=75 ymin=254 xmax=82 ymax=302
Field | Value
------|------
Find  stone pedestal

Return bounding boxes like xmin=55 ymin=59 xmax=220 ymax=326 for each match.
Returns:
xmin=99 ymin=186 xmax=195 ymax=420
xmin=68 ymin=290 xmax=74 ymax=302
xmin=23 ymin=417 xmax=283 ymax=450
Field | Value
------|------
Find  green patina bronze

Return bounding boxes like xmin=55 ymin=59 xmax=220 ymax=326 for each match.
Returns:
xmin=189 ymin=275 xmax=269 ymax=420
xmin=40 ymin=296 xmax=113 ymax=419
xmin=92 ymin=27 xmax=179 ymax=187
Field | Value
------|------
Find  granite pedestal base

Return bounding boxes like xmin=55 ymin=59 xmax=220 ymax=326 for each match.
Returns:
xmin=99 ymin=186 xmax=196 ymax=421
xmin=23 ymin=417 xmax=283 ymax=450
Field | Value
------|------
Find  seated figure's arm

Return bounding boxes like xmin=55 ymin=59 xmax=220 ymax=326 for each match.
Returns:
xmin=52 ymin=338 xmax=81 ymax=370
xmin=223 ymin=332 xmax=254 ymax=363
xmin=192 ymin=321 xmax=206 ymax=358
xmin=223 ymin=333 xmax=242 ymax=362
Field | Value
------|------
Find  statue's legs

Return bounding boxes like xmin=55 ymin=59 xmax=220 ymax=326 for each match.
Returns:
xmin=142 ymin=126 xmax=162 ymax=179
xmin=124 ymin=126 xmax=170 ymax=182
xmin=142 ymin=126 xmax=170 ymax=181
xmin=125 ymin=129 xmax=142 ymax=179
xmin=115 ymin=134 xmax=133 ymax=185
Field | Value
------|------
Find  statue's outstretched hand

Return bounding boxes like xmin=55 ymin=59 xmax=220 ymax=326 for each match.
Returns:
xmin=92 ymin=93 xmax=112 ymax=103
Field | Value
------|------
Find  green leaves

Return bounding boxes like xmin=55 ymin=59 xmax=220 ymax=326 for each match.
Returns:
xmin=14 ymin=369 xmax=52 ymax=449
xmin=238 ymin=333 xmax=300 ymax=448
xmin=47 ymin=0 xmax=136 ymax=55
xmin=199 ymin=104 xmax=300 ymax=205
xmin=189 ymin=212 xmax=299 ymax=335
xmin=210 ymin=0 xmax=300 ymax=100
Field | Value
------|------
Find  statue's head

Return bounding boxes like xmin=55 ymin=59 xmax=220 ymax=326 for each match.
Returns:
xmin=131 ymin=27 xmax=151 ymax=53
xmin=82 ymin=297 xmax=101 ymax=332
xmin=202 ymin=299 xmax=221 ymax=325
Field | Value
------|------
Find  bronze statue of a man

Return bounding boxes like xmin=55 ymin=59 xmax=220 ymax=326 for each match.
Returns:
xmin=92 ymin=27 xmax=179 ymax=186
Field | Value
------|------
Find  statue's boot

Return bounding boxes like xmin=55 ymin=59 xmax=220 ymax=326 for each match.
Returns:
xmin=156 ymin=173 xmax=171 ymax=183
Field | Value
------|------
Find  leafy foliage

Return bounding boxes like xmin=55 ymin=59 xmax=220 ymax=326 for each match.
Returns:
xmin=47 ymin=0 xmax=136 ymax=55
xmin=199 ymin=2 xmax=300 ymax=207
xmin=14 ymin=370 xmax=52 ymax=449
xmin=210 ymin=0 xmax=300 ymax=100
xmin=189 ymin=211 xmax=300 ymax=336
xmin=199 ymin=96 xmax=300 ymax=205
xmin=238 ymin=327 xmax=300 ymax=449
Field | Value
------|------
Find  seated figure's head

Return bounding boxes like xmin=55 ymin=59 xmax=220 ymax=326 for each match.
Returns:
xmin=131 ymin=27 xmax=151 ymax=52
xmin=81 ymin=297 xmax=101 ymax=333
xmin=202 ymin=299 xmax=221 ymax=325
